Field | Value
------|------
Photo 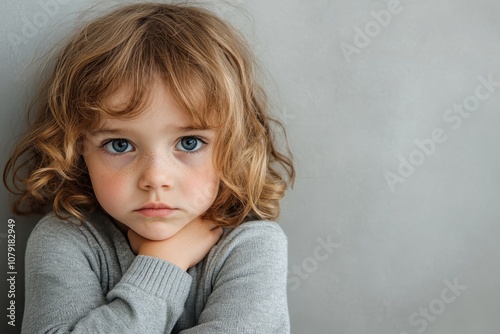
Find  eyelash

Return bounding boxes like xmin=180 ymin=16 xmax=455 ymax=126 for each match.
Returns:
xmin=99 ymin=140 xmax=129 ymax=157
xmin=99 ymin=136 xmax=208 ymax=156
xmin=178 ymin=137 xmax=208 ymax=154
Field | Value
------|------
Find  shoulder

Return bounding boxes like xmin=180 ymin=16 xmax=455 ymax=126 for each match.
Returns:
xmin=26 ymin=211 xmax=121 ymax=256
xmin=189 ymin=221 xmax=290 ymax=332
xmin=203 ymin=220 xmax=288 ymax=274
xmin=28 ymin=212 xmax=85 ymax=246
xmin=220 ymin=220 xmax=287 ymax=249
xmin=30 ymin=211 xmax=108 ymax=238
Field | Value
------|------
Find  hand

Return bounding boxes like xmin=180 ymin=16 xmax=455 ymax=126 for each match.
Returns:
xmin=127 ymin=218 xmax=223 ymax=271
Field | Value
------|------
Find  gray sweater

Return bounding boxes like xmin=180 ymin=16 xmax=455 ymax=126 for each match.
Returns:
xmin=21 ymin=212 xmax=290 ymax=333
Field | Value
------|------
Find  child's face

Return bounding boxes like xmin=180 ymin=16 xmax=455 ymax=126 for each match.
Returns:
xmin=83 ymin=81 xmax=220 ymax=241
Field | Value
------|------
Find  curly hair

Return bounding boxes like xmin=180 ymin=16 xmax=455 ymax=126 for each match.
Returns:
xmin=3 ymin=2 xmax=295 ymax=227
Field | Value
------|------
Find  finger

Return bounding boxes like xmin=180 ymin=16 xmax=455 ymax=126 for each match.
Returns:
xmin=209 ymin=226 xmax=224 ymax=240
xmin=199 ymin=218 xmax=218 ymax=230
xmin=212 ymin=226 xmax=223 ymax=234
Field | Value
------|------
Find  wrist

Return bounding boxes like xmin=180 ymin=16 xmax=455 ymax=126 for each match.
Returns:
xmin=138 ymin=245 xmax=189 ymax=271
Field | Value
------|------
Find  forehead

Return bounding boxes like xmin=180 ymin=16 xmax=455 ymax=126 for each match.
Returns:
xmin=93 ymin=81 xmax=210 ymax=134
xmin=104 ymin=85 xmax=133 ymax=108
xmin=93 ymin=76 xmax=215 ymax=132
xmin=98 ymin=80 xmax=180 ymax=121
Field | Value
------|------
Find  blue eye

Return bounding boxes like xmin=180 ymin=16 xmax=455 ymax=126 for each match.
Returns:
xmin=176 ymin=136 xmax=204 ymax=152
xmin=104 ymin=139 xmax=133 ymax=154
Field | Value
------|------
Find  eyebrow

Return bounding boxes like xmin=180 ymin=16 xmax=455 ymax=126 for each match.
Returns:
xmin=88 ymin=125 xmax=212 ymax=137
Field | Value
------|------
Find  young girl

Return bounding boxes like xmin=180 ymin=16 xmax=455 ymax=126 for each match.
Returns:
xmin=3 ymin=2 xmax=295 ymax=333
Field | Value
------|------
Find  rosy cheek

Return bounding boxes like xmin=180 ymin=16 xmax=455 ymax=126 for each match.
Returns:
xmin=189 ymin=176 xmax=220 ymax=211
xmin=91 ymin=169 xmax=128 ymax=208
xmin=96 ymin=172 xmax=118 ymax=190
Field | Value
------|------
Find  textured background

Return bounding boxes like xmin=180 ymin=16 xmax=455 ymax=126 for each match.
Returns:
xmin=2 ymin=0 xmax=500 ymax=333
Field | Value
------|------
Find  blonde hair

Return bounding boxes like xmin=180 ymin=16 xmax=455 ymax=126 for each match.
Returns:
xmin=3 ymin=2 xmax=295 ymax=227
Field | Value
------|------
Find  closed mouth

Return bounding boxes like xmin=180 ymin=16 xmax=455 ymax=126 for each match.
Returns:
xmin=135 ymin=202 xmax=177 ymax=217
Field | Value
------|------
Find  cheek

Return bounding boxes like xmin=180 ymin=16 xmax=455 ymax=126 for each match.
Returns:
xmin=187 ymin=173 xmax=220 ymax=212
xmin=93 ymin=175 xmax=122 ymax=200
xmin=87 ymin=162 xmax=129 ymax=210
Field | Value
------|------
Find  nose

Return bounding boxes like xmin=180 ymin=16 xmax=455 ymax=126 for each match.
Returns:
xmin=137 ymin=152 xmax=174 ymax=191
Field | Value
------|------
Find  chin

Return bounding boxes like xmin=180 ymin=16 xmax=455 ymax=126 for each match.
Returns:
xmin=141 ymin=227 xmax=181 ymax=241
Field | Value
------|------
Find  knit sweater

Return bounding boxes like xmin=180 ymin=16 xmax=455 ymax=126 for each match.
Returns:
xmin=21 ymin=211 xmax=290 ymax=333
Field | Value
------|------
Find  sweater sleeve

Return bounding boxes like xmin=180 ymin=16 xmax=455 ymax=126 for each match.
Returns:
xmin=21 ymin=216 xmax=191 ymax=334
xmin=180 ymin=222 xmax=291 ymax=334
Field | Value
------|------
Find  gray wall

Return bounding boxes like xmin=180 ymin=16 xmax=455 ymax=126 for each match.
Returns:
xmin=2 ymin=0 xmax=500 ymax=333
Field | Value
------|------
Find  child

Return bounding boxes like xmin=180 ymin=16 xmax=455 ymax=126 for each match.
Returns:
xmin=3 ymin=2 xmax=295 ymax=333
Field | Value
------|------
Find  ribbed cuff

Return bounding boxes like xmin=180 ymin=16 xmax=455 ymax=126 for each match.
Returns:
xmin=121 ymin=255 xmax=192 ymax=300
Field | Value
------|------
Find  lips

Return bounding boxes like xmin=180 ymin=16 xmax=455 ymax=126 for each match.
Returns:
xmin=135 ymin=202 xmax=177 ymax=217
xmin=139 ymin=202 xmax=174 ymax=210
